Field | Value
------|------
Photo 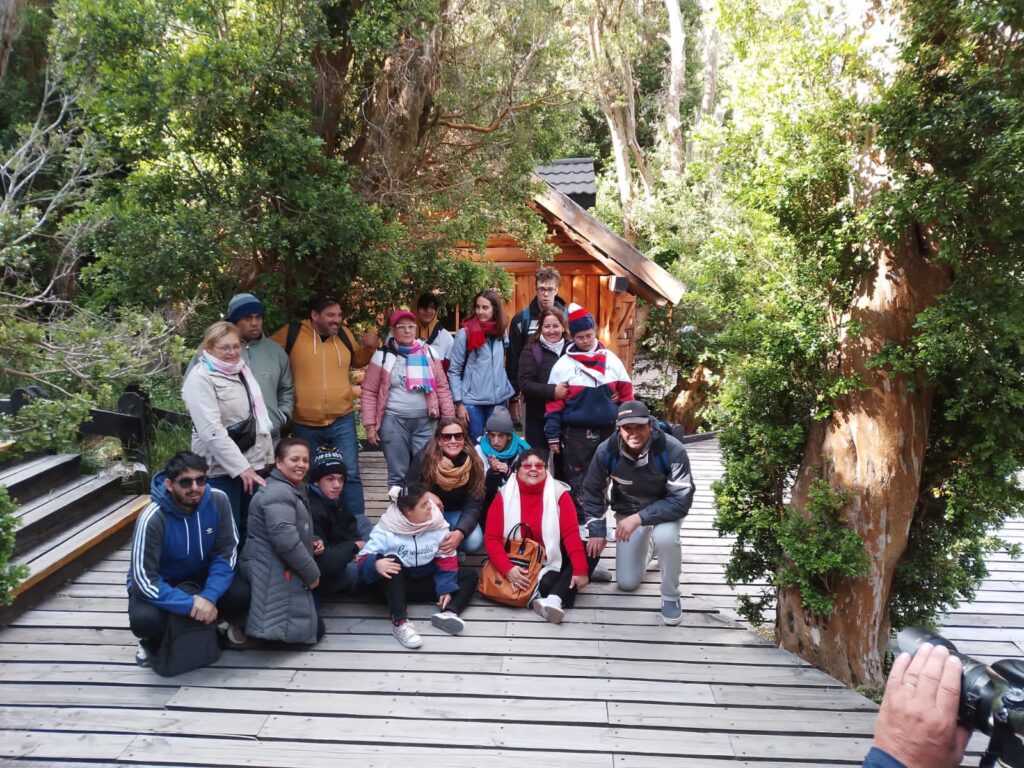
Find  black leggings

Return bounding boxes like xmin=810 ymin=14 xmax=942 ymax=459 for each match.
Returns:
xmin=128 ymin=573 xmax=250 ymax=646
xmin=378 ymin=557 xmax=478 ymax=622
xmin=316 ymin=543 xmax=359 ymax=596
xmin=561 ymin=424 xmax=614 ymax=521
xmin=538 ymin=547 xmax=601 ymax=608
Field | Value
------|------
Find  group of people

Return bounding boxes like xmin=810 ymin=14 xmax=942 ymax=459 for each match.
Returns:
xmin=128 ymin=265 xmax=697 ymax=663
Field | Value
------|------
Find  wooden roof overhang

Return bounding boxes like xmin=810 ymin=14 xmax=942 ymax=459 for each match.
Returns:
xmin=530 ymin=177 xmax=686 ymax=307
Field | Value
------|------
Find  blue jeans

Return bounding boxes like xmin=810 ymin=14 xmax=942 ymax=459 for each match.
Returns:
xmin=207 ymin=475 xmax=254 ymax=545
xmin=290 ymin=413 xmax=372 ymax=539
xmin=442 ymin=509 xmax=484 ymax=553
xmin=464 ymin=402 xmax=507 ymax=444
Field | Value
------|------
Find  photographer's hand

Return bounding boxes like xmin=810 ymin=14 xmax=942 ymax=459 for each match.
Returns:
xmin=872 ymin=643 xmax=970 ymax=768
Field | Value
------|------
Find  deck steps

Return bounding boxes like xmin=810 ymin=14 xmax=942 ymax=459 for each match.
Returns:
xmin=0 ymin=452 xmax=148 ymax=625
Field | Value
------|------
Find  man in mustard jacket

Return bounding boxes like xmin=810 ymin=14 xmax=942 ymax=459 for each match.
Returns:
xmin=271 ymin=297 xmax=378 ymax=537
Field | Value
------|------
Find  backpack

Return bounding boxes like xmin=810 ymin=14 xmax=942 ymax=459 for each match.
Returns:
xmin=150 ymin=582 xmax=221 ymax=677
xmin=603 ymin=425 xmax=672 ymax=476
xmin=285 ymin=321 xmax=354 ymax=357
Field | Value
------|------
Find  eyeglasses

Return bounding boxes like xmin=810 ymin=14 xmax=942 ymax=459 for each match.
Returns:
xmin=536 ymin=286 xmax=557 ymax=293
xmin=519 ymin=461 xmax=546 ymax=470
xmin=173 ymin=475 xmax=208 ymax=489
xmin=394 ymin=323 xmax=416 ymax=331
xmin=439 ymin=432 xmax=465 ymax=442
xmin=213 ymin=344 xmax=242 ymax=354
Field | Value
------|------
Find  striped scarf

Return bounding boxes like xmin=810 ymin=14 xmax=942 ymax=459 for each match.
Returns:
xmin=393 ymin=339 xmax=436 ymax=393
xmin=566 ymin=341 xmax=607 ymax=382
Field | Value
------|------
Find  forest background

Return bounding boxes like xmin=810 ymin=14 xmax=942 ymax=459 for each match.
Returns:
xmin=1 ymin=0 xmax=1023 ymax=687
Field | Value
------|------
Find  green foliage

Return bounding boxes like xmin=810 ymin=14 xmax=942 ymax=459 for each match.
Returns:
xmin=777 ymin=480 xmax=870 ymax=616
xmin=0 ymin=487 xmax=29 ymax=606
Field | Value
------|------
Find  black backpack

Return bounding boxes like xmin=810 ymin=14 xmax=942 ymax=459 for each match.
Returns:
xmin=150 ymin=582 xmax=222 ymax=677
xmin=285 ymin=321 xmax=355 ymax=357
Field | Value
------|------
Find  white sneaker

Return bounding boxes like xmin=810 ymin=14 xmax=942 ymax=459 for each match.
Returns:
xmin=135 ymin=640 xmax=151 ymax=667
xmin=430 ymin=611 xmax=465 ymax=635
xmin=392 ymin=621 xmax=423 ymax=649
xmin=532 ymin=594 xmax=565 ymax=624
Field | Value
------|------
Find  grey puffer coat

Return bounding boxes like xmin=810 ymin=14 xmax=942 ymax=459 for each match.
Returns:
xmin=240 ymin=470 xmax=320 ymax=644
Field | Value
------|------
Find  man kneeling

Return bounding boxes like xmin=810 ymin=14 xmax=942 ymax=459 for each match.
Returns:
xmin=127 ymin=451 xmax=249 ymax=669
xmin=581 ymin=401 xmax=695 ymax=625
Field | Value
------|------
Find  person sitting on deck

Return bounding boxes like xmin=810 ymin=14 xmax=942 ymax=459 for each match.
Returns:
xmin=357 ymin=482 xmax=479 ymax=649
xmin=580 ymin=400 xmax=695 ymax=626
xmin=127 ymin=451 xmax=249 ymax=668
xmin=308 ymin=446 xmax=364 ymax=596
xmin=483 ymin=448 xmax=598 ymax=624
xmin=474 ymin=406 xmax=531 ymax=518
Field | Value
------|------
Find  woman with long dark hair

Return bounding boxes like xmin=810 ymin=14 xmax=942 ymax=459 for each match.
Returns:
xmin=447 ymin=289 xmax=515 ymax=442
xmin=404 ymin=418 xmax=486 ymax=553
xmin=517 ymin=306 xmax=570 ymax=451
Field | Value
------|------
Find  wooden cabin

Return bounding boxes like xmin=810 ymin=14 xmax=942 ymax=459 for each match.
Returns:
xmin=459 ymin=159 xmax=685 ymax=372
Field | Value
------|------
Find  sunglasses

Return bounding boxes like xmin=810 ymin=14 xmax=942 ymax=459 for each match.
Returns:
xmin=439 ymin=432 xmax=465 ymax=442
xmin=519 ymin=461 xmax=546 ymax=470
xmin=173 ymin=475 xmax=208 ymax=489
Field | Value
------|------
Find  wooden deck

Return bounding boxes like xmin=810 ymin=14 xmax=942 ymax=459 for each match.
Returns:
xmin=0 ymin=438 xmax=1016 ymax=766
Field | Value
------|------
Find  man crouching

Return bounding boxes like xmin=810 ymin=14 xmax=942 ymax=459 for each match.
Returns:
xmin=127 ymin=451 xmax=249 ymax=668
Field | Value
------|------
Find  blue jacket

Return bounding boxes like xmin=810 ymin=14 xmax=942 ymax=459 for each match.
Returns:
xmin=861 ymin=748 xmax=904 ymax=768
xmin=447 ymin=329 xmax=515 ymax=406
xmin=126 ymin=472 xmax=238 ymax=614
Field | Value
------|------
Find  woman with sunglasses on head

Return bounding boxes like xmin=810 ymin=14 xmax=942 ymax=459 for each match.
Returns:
xmin=447 ymin=289 xmax=515 ymax=442
xmin=182 ymin=320 xmax=272 ymax=541
xmin=484 ymin=448 xmax=600 ymax=623
xmin=241 ymin=438 xmax=323 ymax=645
xmin=404 ymin=418 xmax=486 ymax=553
xmin=361 ymin=309 xmax=455 ymax=495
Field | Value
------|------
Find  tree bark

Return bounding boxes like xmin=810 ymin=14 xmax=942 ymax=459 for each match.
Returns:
xmin=686 ymin=24 xmax=718 ymax=163
xmin=666 ymin=363 xmax=716 ymax=433
xmin=663 ymin=0 xmax=685 ymax=175
xmin=777 ymin=222 xmax=951 ymax=686
xmin=0 ymin=0 xmax=23 ymax=82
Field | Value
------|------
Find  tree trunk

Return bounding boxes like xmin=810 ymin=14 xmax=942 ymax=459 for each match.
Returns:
xmin=686 ymin=24 xmax=718 ymax=163
xmin=0 ymin=0 xmax=23 ymax=81
xmin=666 ymin=363 xmax=715 ymax=433
xmin=776 ymin=223 xmax=951 ymax=686
xmin=663 ymin=0 xmax=685 ymax=175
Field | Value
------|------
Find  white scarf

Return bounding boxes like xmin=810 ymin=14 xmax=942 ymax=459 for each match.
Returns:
xmin=501 ymin=475 xmax=566 ymax=580
xmin=539 ymin=337 xmax=566 ymax=356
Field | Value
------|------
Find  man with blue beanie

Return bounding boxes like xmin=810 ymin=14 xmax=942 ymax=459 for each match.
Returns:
xmin=189 ymin=292 xmax=294 ymax=439
xmin=127 ymin=451 xmax=249 ymax=667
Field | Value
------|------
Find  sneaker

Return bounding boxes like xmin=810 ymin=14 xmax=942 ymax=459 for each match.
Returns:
xmin=660 ymin=599 xmax=683 ymax=626
xmin=591 ymin=563 xmax=613 ymax=582
xmin=430 ymin=611 xmax=465 ymax=635
xmin=532 ymin=594 xmax=565 ymax=624
xmin=135 ymin=640 xmax=151 ymax=668
xmin=392 ymin=620 xmax=423 ymax=649
xmin=225 ymin=625 xmax=247 ymax=646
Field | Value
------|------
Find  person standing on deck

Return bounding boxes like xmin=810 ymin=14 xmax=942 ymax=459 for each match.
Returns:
xmin=581 ymin=400 xmax=695 ymax=625
xmin=506 ymin=266 xmax=567 ymax=426
xmin=270 ymin=296 xmax=378 ymax=539
xmin=414 ymin=292 xmax=455 ymax=371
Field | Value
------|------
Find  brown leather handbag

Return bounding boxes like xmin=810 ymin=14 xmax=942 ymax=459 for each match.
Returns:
xmin=477 ymin=523 xmax=545 ymax=608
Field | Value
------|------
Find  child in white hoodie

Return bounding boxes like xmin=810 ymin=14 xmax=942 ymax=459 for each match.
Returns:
xmin=357 ymin=482 xmax=479 ymax=648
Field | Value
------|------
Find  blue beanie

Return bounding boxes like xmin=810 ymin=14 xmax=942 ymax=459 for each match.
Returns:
xmin=225 ymin=293 xmax=265 ymax=324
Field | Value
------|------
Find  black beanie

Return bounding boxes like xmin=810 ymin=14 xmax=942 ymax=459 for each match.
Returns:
xmin=310 ymin=446 xmax=347 ymax=483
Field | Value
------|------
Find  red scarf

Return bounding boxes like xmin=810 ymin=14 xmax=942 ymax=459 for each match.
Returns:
xmin=462 ymin=317 xmax=499 ymax=352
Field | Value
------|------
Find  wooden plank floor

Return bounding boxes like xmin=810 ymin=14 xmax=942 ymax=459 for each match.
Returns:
xmin=0 ymin=438 xmax=1006 ymax=766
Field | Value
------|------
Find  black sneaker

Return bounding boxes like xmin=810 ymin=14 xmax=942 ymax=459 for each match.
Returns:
xmin=135 ymin=641 xmax=152 ymax=668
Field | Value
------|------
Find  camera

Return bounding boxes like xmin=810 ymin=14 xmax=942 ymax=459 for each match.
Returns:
xmin=894 ymin=627 xmax=1024 ymax=768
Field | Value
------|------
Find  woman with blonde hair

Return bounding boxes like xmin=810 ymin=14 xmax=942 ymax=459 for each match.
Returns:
xmin=182 ymin=320 xmax=273 ymax=538
xmin=404 ymin=418 xmax=486 ymax=553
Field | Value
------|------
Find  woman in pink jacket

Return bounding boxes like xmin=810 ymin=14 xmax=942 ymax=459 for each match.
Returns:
xmin=361 ymin=309 xmax=455 ymax=493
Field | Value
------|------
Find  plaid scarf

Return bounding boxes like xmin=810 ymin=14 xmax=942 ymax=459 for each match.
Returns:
xmin=566 ymin=341 xmax=607 ymax=382
xmin=393 ymin=339 xmax=436 ymax=393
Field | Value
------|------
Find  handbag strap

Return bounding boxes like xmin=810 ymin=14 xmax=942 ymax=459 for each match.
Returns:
xmin=236 ymin=371 xmax=255 ymax=417
xmin=505 ymin=521 xmax=536 ymax=548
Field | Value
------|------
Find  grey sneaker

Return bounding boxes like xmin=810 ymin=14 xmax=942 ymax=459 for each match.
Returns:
xmin=532 ymin=594 xmax=565 ymax=624
xmin=591 ymin=563 xmax=613 ymax=582
xmin=135 ymin=640 xmax=152 ymax=667
xmin=430 ymin=611 xmax=465 ymax=635
xmin=392 ymin=621 xmax=423 ymax=649
xmin=660 ymin=599 xmax=683 ymax=626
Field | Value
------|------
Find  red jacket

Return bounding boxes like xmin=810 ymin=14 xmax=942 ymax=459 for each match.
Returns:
xmin=484 ymin=478 xmax=588 ymax=576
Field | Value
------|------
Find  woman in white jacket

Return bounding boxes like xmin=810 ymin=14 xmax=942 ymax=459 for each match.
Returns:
xmin=182 ymin=321 xmax=273 ymax=539
xmin=356 ymin=483 xmax=478 ymax=648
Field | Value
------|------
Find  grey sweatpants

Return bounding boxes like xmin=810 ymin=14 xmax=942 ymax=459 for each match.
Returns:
xmin=380 ymin=413 xmax=436 ymax=488
xmin=614 ymin=519 xmax=682 ymax=600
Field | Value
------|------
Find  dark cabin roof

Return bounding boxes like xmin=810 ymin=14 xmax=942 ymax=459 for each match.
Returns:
xmin=530 ymin=177 xmax=686 ymax=307
xmin=534 ymin=158 xmax=596 ymax=209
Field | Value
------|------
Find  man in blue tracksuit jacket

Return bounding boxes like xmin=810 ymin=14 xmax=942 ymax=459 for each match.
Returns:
xmin=126 ymin=451 xmax=249 ymax=666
